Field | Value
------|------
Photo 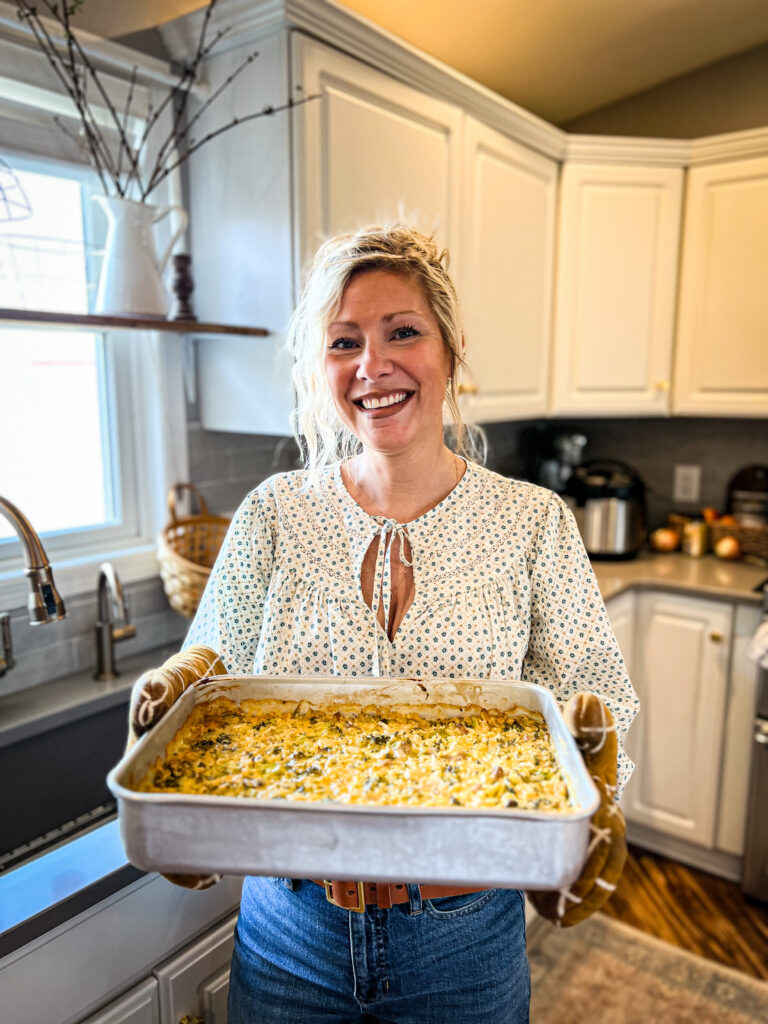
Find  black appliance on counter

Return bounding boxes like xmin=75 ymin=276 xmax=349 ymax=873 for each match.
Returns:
xmin=726 ymin=465 xmax=768 ymax=527
xmin=564 ymin=459 xmax=647 ymax=560
xmin=742 ymin=580 xmax=768 ymax=902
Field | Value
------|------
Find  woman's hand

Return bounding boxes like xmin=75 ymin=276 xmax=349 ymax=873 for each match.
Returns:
xmin=126 ymin=643 xmax=227 ymax=747
xmin=126 ymin=643 xmax=227 ymax=890
xmin=527 ymin=692 xmax=627 ymax=927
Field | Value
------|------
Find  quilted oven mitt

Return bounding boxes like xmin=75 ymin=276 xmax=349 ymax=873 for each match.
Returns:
xmin=527 ymin=691 xmax=627 ymax=927
xmin=126 ymin=643 xmax=227 ymax=890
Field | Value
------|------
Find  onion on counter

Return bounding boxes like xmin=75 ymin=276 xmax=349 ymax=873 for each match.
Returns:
xmin=714 ymin=535 xmax=742 ymax=560
xmin=650 ymin=527 xmax=680 ymax=552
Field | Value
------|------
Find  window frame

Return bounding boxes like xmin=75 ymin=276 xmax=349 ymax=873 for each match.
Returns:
xmin=0 ymin=39 xmax=189 ymax=609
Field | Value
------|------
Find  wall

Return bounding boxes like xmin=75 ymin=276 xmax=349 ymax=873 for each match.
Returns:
xmin=483 ymin=417 xmax=768 ymax=531
xmin=563 ymin=43 xmax=768 ymax=137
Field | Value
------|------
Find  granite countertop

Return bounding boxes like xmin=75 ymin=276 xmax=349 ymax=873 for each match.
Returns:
xmin=592 ymin=551 xmax=767 ymax=605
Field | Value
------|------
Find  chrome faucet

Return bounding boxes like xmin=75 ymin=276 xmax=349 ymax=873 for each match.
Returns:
xmin=0 ymin=495 xmax=66 ymax=677
xmin=94 ymin=562 xmax=136 ymax=681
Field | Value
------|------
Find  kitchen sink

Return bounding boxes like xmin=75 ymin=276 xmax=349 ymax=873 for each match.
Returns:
xmin=0 ymin=644 xmax=179 ymax=874
xmin=0 ymin=699 xmax=128 ymax=871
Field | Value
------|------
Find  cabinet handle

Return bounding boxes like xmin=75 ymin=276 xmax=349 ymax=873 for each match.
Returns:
xmin=709 ymin=631 xmax=724 ymax=643
xmin=457 ymin=381 xmax=478 ymax=396
xmin=655 ymin=380 xmax=670 ymax=392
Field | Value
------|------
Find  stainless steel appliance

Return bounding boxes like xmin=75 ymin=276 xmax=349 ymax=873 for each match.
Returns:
xmin=726 ymin=465 xmax=768 ymax=526
xmin=742 ymin=580 xmax=768 ymax=902
xmin=564 ymin=460 xmax=647 ymax=560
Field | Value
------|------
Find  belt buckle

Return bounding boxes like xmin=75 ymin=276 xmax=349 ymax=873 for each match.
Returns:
xmin=324 ymin=880 xmax=366 ymax=913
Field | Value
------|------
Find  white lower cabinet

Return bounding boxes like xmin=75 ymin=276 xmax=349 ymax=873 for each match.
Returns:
xmin=620 ymin=591 xmax=732 ymax=847
xmin=154 ymin=914 xmax=237 ymax=1024
xmin=81 ymin=979 xmax=159 ymax=1024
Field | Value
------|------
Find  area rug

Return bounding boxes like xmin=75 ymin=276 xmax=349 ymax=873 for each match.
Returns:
xmin=527 ymin=912 xmax=768 ymax=1023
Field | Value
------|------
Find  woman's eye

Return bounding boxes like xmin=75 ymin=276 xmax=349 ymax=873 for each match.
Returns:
xmin=392 ymin=325 xmax=418 ymax=340
xmin=329 ymin=337 xmax=359 ymax=350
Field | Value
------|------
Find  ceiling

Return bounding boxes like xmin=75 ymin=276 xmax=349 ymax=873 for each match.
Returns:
xmin=76 ymin=0 xmax=768 ymax=124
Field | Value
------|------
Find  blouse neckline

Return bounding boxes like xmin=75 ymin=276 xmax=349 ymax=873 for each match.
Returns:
xmin=331 ymin=456 xmax=472 ymax=535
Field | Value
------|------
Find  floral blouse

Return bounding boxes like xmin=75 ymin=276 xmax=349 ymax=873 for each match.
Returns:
xmin=185 ymin=460 xmax=638 ymax=792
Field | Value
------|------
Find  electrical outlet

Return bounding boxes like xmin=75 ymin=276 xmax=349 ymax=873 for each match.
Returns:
xmin=673 ymin=464 xmax=701 ymax=504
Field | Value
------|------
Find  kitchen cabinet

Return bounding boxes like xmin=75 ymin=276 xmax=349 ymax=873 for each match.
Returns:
xmin=604 ymin=591 xmax=635 ymax=678
xmin=620 ymin=591 xmax=731 ymax=846
xmin=80 ymin=979 xmax=159 ymax=1024
xmin=154 ymin=914 xmax=236 ymax=1024
xmin=550 ymin=162 xmax=684 ymax=416
xmin=291 ymin=34 xmax=462 ymax=285
xmin=459 ymin=116 xmax=558 ymax=422
xmin=673 ymin=154 xmax=768 ymax=416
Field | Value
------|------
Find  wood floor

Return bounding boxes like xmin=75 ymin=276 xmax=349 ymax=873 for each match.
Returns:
xmin=600 ymin=844 xmax=768 ymax=980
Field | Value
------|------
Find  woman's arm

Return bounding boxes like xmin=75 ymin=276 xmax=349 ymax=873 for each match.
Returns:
xmin=520 ymin=491 xmax=639 ymax=795
xmin=183 ymin=482 xmax=277 ymax=673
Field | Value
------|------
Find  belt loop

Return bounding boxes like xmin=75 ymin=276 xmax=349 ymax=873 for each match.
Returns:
xmin=406 ymin=883 xmax=423 ymax=916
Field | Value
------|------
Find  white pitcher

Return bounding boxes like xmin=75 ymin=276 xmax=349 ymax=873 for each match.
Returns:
xmin=94 ymin=196 xmax=188 ymax=317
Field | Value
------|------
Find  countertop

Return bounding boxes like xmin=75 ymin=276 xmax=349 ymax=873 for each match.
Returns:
xmin=1 ymin=551 xmax=765 ymax=960
xmin=592 ymin=551 xmax=766 ymax=606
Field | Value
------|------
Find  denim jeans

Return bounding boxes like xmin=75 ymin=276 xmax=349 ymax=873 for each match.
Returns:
xmin=227 ymin=876 xmax=530 ymax=1023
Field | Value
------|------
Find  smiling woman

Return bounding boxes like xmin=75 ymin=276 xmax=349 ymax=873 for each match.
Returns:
xmin=117 ymin=223 xmax=641 ymax=1024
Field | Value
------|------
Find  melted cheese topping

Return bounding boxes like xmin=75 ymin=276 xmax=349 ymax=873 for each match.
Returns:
xmin=137 ymin=696 xmax=571 ymax=811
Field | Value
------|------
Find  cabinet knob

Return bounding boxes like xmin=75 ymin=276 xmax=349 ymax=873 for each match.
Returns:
xmin=457 ymin=381 xmax=478 ymax=396
xmin=655 ymin=380 xmax=670 ymax=392
xmin=709 ymin=631 xmax=724 ymax=643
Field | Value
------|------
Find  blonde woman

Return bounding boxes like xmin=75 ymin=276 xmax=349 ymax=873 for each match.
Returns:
xmin=130 ymin=225 xmax=638 ymax=1024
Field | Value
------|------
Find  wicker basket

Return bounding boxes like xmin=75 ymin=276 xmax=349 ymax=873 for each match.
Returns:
xmin=157 ymin=483 xmax=231 ymax=619
xmin=709 ymin=521 xmax=768 ymax=560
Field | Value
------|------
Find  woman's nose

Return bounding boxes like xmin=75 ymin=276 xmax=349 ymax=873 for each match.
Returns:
xmin=356 ymin=339 xmax=392 ymax=380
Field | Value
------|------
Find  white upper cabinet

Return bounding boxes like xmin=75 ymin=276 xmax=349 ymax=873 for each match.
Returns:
xmin=551 ymin=162 xmax=684 ymax=415
xmin=673 ymin=154 xmax=768 ymax=416
xmin=459 ymin=117 xmax=558 ymax=422
xmin=291 ymin=34 xmax=462 ymax=284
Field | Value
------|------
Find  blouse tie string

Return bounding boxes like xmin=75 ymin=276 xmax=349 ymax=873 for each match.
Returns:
xmin=370 ymin=519 xmax=412 ymax=677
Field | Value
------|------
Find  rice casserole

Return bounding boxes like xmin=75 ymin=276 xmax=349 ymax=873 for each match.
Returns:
xmin=137 ymin=696 xmax=572 ymax=811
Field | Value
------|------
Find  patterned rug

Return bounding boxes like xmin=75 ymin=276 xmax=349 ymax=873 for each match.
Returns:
xmin=527 ymin=913 xmax=768 ymax=1023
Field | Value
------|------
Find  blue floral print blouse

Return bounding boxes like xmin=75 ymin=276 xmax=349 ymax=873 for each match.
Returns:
xmin=185 ymin=460 xmax=638 ymax=791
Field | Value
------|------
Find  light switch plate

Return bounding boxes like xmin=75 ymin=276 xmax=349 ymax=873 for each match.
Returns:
xmin=673 ymin=464 xmax=701 ymax=504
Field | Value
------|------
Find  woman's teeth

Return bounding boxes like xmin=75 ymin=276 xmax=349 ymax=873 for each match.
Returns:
xmin=360 ymin=392 xmax=409 ymax=410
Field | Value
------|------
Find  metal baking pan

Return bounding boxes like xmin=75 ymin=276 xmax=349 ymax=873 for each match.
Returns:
xmin=108 ymin=676 xmax=600 ymax=890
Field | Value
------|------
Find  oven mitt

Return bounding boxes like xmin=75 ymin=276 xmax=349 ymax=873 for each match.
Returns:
xmin=126 ymin=644 xmax=227 ymax=891
xmin=526 ymin=692 xmax=627 ymax=927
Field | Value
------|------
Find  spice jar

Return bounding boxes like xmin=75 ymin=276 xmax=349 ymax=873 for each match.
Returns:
xmin=682 ymin=520 xmax=708 ymax=557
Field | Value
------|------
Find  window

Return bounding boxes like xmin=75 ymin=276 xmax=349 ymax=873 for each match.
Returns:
xmin=0 ymin=154 xmax=186 ymax=604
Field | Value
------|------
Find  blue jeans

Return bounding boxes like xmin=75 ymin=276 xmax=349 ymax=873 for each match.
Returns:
xmin=227 ymin=876 xmax=530 ymax=1023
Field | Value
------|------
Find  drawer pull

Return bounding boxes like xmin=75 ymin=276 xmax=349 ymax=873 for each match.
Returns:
xmin=709 ymin=632 xmax=724 ymax=643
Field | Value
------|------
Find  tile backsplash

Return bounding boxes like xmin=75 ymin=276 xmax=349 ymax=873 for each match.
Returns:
xmin=483 ymin=416 xmax=768 ymax=529
xmin=2 ymin=412 xmax=765 ymax=698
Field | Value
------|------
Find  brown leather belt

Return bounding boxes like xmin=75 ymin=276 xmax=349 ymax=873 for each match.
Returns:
xmin=311 ymin=879 xmax=485 ymax=913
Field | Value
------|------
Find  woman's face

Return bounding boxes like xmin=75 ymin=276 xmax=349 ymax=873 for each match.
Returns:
xmin=324 ymin=269 xmax=452 ymax=457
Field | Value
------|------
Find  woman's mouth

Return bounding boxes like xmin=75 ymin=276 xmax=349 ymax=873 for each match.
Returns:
xmin=354 ymin=391 xmax=413 ymax=412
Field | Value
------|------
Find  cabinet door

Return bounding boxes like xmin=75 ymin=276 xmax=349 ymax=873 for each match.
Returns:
xmin=292 ymin=33 xmax=462 ymax=285
xmin=80 ymin=979 xmax=159 ymax=1024
xmin=621 ymin=592 xmax=731 ymax=846
xmin=716 ymin=602 xmax=762 ymax=855
xmin=154 ymin=915 xmax=237 ymax=1024
xmin=459 ymin=116 xmax=557 ymax=422
xmin=604 ymin=590 xmax=635 ymax=679
xmin=551 ymin=163 xmax=683 ymax=415
xmin=673 ymin=155 xmax=768 ymax=416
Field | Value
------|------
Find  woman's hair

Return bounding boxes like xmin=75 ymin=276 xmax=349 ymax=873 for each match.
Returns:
xmin=288 ymin=223 xmax=479 ymax=486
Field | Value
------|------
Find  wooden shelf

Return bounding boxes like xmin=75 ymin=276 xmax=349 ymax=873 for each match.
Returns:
xmin=0 ymin=308 xmax=269 ymax=336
